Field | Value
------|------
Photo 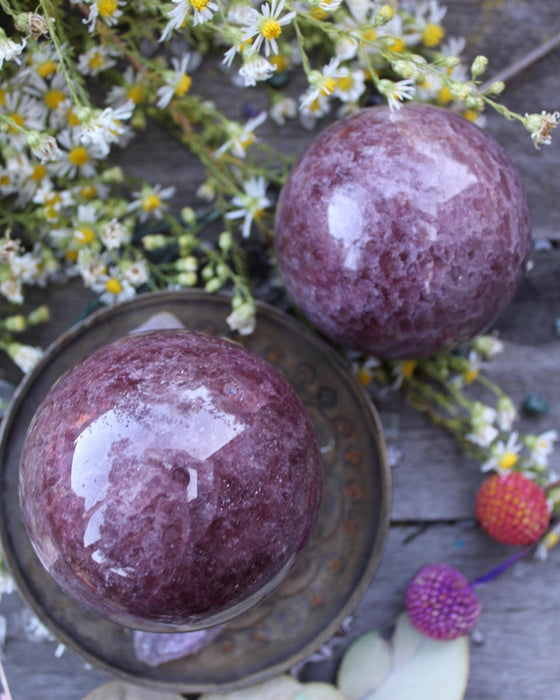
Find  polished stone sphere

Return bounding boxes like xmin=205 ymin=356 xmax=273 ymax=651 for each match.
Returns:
xmin=20 ymin=330 xmax=323 ymax=631
xmin=274 ymin=104 xmax=531 ymax=358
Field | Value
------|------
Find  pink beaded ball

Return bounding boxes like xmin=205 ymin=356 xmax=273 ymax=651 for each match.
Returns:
xmin=405 ymin=563 xmax=481 ymax=640
xmin=274 ymin=104 xmax=531 ymax=358
xmin=19 ymin=330 xmax=323 ymax=631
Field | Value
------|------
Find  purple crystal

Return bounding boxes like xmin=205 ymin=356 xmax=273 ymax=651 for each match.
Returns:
xmin=274 ymin=104 xmax=531 ymax=358
xmin=19 ymin=330 xmax=323 ymax=631
xmin=405 ymin=564 xmax=481 ymax=640
xmin=133 ymin=626 xmax=224 ymax=666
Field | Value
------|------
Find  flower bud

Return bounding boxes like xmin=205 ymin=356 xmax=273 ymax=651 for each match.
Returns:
xmin=471 ymin=55 xmax=488 ymax=78
xmin=374 ymin=4 xmax=395 ymax=26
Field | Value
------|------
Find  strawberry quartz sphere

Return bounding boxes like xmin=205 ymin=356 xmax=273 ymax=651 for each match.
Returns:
xmin=274 ymin=104 xmax=531 ymax=358
xmin=19 ymin=330 xmax=322 ymax=631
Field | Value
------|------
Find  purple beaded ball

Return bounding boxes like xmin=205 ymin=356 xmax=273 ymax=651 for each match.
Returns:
xmin=405 ymin=564 xmax=481 ymax=640
xmin=274 ymin=104 xmax=531 ymax=359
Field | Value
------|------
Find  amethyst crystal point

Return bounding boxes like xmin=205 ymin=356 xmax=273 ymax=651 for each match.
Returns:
xmin=405 ymin=564 xmax=481 ymax=641
xmin=19 ymin=330 xmax=323 ymax=631
xmin=274 ymin=104 xmax=531 ymax=358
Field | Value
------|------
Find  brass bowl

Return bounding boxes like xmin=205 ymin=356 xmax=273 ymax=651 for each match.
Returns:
xmin=0 ymin=290 xmax=391 ymax=695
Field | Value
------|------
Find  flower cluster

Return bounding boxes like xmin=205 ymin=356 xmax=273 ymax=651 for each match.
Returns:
xmin=355 ymin=335 xmax=559 ymax=555
xmin=0 ymin=0 xmax=556 ymax=378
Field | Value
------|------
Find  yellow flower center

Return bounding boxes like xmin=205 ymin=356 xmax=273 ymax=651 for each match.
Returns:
xmin=464 ymin=367 xmax=479 ymax=384
xmin=105 ymin=278 xmax=123 ymax=295
xmin=261 ymin=19 xmax=282 ymax=40
xmin=75 ymin=226 xmax=95 ymax=245
xmin=69 ymin=146 xmax=89 ymax=166
xmin=192 ymin=0 xmax=209 ymax=10
xmin=361 ymin=28 xmax=377 ymax=42
xmin=142 ymin=194 xmax=162 ymax=212
xmin=356 ymin=368 xmax=372 ymax=387
xmin=37 ymin=60 xmax=57 ymax=78
xmin=437 ymin=85 xmax=452 ymax=105
xmin=498 ymin=451 xmax=519 ymax=471
xmin=462 ymin=109 xmax=478 ymax=122
xmin=422 ymin=23 xmax=445 ymax=47
xmin=89 ymin=53 xmax=106 ymax=71
xmin=80 ymin=184 xmax=97 ymax=199
xmin=239 ymin=133 xmax=254 ymax=149
xmin=67 ymin=108 xmax=81 ymax=126
xmin=7 ymin=113 xmax=24 ymax=133
xmin=31 ymin=165 xmax=47 ymax=181
xmin=65 ymin=249 xmax=79 ymax=263
xmin=389 ymin=37 xmax=406 ymax=52
xmin=98 ymin=0 xmax=118 ymax=17
xmin=126 ymin=84 xmax=146 ymax=104
xmin=402 ymin=359 xmax=416 ymax=380
xmin=0 ymin=89 xmax=5 ymax=106
xmin=310 ymin=7 xmax=329 ymax=19
xmin=336 ymin=75 xmax=354 ymax=92
xmin=45 ymin=89 xmax=66 ymax=110
xmin=0 ymin=174 xmax=11 ymax=186
xmin=270 ymin=54 xmax=288 ymax=72
xmin=545 ymin=532 xmax=559 ymax=549
xmin=321 ymin=77 xmax=336 ymax=95
xmin=175 ymin=74 xmax=192 ymax=97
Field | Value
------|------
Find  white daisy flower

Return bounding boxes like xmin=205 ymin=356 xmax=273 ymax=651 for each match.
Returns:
xmin=481 ymin=432 xmax=522 ymax=475
xmin=270 ymin=96 xmax=296 ymax=125
xmin=0 ymin=92 xmax=47 ymax=150
xmin=127 ymin=184 xmax=176 ymax=222
xmin=240 ymin=0 xmax=297 ymax=57
xmin=123 ymin=259 xmax=150 ymax=286
xmin=92 ymin=269 xmax=136 ymax=305
xmin=299 ymin=91 xmax=331 ymax=129
xmin=84 ymin=0 xmax=126 ymax=32
xmin=77 ymin=45 xmax=119 ymax=76
xmin=226 ymin=301 xmax=256 ymax=336
xmin=0 ymin=31 xmax=26 ymax=69
xmin=53 ymin=129 xmax=104 ymax=179
xmin=213 ymin=111 xmax=267 ymax=159
xmin=239 ymin=55 xmax=276 ymax=86
xmin=77 ymin=249 xmax=108 ymax=287
xmin=379 ymin=77 xmax=416 ymax=111
xmin=413 ymin=0 xmax=447 ymax=47
xmin=73 ymin=203 xmax=99 ymax=246
xmin=526 ymin=430 xmax=558 ymax=470
xmin=0 ymin=278 xmax=23 ymax=304
xmin=107 ymin=66 xmax=147 ymax=107
xmin=26 ymin=131 xmax=62 ymax=163
xmin=225 ymin=176 xmax=270 ymax=239
xmin=78 ymin=101 xmax=135 ymax=157
xmin=299 ymin=58 xmax=343 ymax=110
xmin=100 ymin=218 xmax=131 ymax=249
xmin=156 ymin=54 xmax=194 ymax=109
xmin=494 ymin=395 xmax=517 ymax=432
xmin=332 ymin=67 xmax=366 ymax=103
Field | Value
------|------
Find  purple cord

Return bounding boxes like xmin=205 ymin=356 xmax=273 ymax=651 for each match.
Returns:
xmin=470 ymin=545 xmax=534 ymax=587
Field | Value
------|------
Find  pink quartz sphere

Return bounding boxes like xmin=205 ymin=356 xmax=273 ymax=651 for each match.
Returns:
xmin=19 ymin=330 xmax=322 ymax=631
xmin=274 ymin=104 xmax=531 ymax=358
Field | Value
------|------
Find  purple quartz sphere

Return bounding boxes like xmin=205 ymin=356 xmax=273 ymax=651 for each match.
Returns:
xmin=19 ymin=330 xmax=322 ymax=631
xmin=274 ymin=104 xmax=531 ymax=358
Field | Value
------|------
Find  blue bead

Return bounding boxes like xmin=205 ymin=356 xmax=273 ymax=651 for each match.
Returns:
xmin=522 ymin=393 xmax=549 ymax=416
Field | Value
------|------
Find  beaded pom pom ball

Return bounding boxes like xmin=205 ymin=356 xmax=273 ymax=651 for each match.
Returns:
xmin=475 ymin=472 xmax=550 ymax=546
xmin=405 ymin=564 xmax=482 ymax=640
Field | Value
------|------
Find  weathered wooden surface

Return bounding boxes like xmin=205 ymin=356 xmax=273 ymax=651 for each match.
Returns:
xmin=2 ymin=2 xmax=560 ymax=698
